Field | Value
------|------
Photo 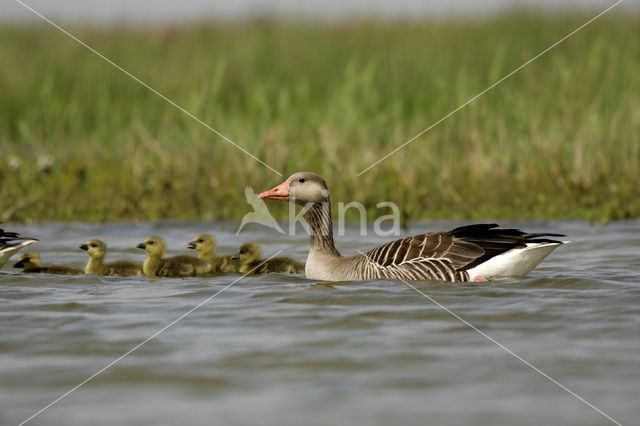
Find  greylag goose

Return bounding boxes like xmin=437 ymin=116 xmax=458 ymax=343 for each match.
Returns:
xmin=231 ymin=242 xmax=305 ymax=275
xmin=13 ymin=252 xmax=84 ymax=275
xmin=186 ymin=234 xmax=240 ymax=273
xmin=0 ymin=227 xmax=38 ymax=269
xmin=137 ymin=236 xmax=212 ymax=277
xmin=259 ymin=172 xmax=566 ymax=282
xmin=80 ymin=239 xmax=143 ymax=277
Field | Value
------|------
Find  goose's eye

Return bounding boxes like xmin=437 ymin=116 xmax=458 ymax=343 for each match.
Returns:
xmin=198 ymin=239 xmax=204 ymax=243
xmin=239 ymin=249 xmax=246 ymax=254
xmin=90 ymin=244 xmax=97 ymax=248
xmin=148 ymin=241 xmax=154 ymax=245
xmin=298 ymin=177 xmax=306 ymax=183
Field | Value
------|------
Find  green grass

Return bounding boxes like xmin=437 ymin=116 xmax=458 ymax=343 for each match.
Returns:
xmin=1 ymin=14 xmax=639 ymax=223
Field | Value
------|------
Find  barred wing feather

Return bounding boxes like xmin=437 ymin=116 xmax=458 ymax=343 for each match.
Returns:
xmin=363 ymin=231 xmax=484 ymax=272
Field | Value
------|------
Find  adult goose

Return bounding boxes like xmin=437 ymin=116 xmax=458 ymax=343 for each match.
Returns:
xmin=13 ymin=252 xmax=84 ymax=275
xmin=0 ymin=227 xmax=38 ymax=269
xmin=137 ymin=236 xmax=212 ymax=278
xmin=80 ymin=239 xmax=143 ymax=277
xmin=259 ymin=172 xmax=566 ymax=282
xmin=187 ymin=234 xmax=239 ymax=273
xmin=231 ymin=242 xmax=305 ymax=275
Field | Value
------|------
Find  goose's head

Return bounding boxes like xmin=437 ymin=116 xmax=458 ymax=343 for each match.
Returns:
xmin=136 ymin=236 xmax=166 ymax=257
xmin=187 ymin=234 xmax=215 ymax=253
xmin=260 ymin=172 xmax=328 ymax=206
xmin=232 ymin=242 xmax=261 ymax=264
xmin=13 ymin=252 xmax=41 ymax=269
xmin=79 ymin=239 xmax=106 ymax=259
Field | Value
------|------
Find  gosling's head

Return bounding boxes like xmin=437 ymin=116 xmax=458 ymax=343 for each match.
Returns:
xmin=259 ymin=172 xmax=329 ymax=206
xmin=79 ymin=239 xmax=106 ymax=259
xmin=187 ymin=234 xmax=216 ymax=253
xmin=232 ymin=242 xmax=261 ymax=264
xmin=136 ymin=236 xmax=166 ymax=257
xmin=13 ymin=252 xmax=42 ymax=269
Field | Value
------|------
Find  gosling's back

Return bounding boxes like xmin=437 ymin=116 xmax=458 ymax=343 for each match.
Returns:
xmin=157 ymin=255 xmax=212 ymax=277
xmin=242 ymin=257 xmax=306 ymax=275
xmin=13 ymin=252 xmax=83 ymax=275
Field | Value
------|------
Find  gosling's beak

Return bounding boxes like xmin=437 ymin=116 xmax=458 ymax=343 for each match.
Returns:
xmin=136 ymin=243 xmax=146 ymax=249
xmin=79 ymin=244 xmax=89 ymax=251
xmin=259 ymin=179 xmax=290 ymax=201
xmin=231 ymin=253 xmax=239 ymax=260
xmin=13 ymin=260 xmax=24 ymax=268
xmin=187 ymin=241 xmax=196 ymax=249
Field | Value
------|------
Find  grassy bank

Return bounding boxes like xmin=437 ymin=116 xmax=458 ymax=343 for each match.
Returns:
xmin=1 ymin=14 xmax=639 ymax=223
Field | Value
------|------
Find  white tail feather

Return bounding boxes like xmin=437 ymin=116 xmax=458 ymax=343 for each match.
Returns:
xmin=467 ymin=242 xmax=566 ymax=280
xmin=0 ymin=239 xmax=37 ymax=269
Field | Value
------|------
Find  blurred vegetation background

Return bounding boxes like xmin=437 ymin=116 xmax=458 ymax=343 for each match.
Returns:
xmin=1 ymin=13 xmax=638 ymax=223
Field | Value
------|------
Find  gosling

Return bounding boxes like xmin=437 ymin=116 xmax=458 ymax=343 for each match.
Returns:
xmin=80 ymin=239 xmax=142 ymax=277
xmin=187 ymin=234 xmax=240 ymax=273
xmin=137 ymin=236 xmax=212 ymax=278
xmin=13 ymin=252 xmax=83 ymax=275
xmin=232 ymin=242 xmax=305 ymax=275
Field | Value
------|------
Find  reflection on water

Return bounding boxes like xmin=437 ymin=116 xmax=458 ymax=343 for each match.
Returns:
xmin=1 ymin=220 xmax=639 ymax=426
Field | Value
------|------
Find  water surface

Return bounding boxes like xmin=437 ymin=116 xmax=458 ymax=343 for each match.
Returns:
xmin=1 ymin=220 xmax=639 ymax=426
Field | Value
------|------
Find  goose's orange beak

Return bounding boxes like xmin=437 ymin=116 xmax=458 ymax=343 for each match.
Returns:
xmin=259 ymin=180 xmax=290 ymax=201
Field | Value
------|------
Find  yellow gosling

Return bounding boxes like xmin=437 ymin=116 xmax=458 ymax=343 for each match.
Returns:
xmin=80 ymin=239 xmax=142 ymax=277
xmin=233 ymin=242 xmax=305 ymax=275
xmin=187 ymin=234 xmax=240 ymax=273
xmin=13 ymin=252 xmax=83 ymax=275
xmin=137 ymin=236 xmax=212 ymax=278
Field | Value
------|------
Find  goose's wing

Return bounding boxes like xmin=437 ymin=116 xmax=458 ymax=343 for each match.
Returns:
xmin=362 ymin=224 xmax=566 ymax=281
xmin=363 ymin=231 xmax=483 ymax=271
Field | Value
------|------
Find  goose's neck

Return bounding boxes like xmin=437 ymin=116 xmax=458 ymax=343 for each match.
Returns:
xmin=306 ymin=200 xmax=340 ymax=257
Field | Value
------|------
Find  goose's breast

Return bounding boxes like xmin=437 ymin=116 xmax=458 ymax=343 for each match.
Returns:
xmin=305 ymin=251 xmax=359 ymax=281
